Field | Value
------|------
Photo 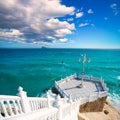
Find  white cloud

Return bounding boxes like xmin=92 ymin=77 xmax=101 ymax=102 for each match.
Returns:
xmin=110 ymin=3 xmax=117 ymax=9
xmin=67 ymin=17 xmax=74 ymax=21
xmin=0 ymin=0 xmax=75 ymax=44
xmin=104 ymin=17 xmax=108 ymax=20
xmin=79 ymin=23 xmax=89 ymax=27
xmin=88 ymin=9 xmax=94 ymax=14
xmin=0 ymin=29 xmax=23 ymax=38
xmin=59 ymin=38 xmax=68 ymax=42
xmin=76 ymin=12 xmax=84 ymax=18
xmin=110 ymin=3 xmax=119 ymax=16
xmin=45 ymin=18 xmax=75 ymax=38
xmin=91 ymin=24 xmax=95 ymax=27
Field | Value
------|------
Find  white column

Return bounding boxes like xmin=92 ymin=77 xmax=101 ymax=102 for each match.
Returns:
xmin=68 ymin=94 xmax=72 ymax=103
xmin=1 ymin=100 xmax=8 ymax=117
xmin=47 ymin=92 xmax=51 ymax=108
xmin=18 ymin=86 xmax=31 ymax=113
xmin=17 ymin=99 xmax=23 ymax=113
xmin=56 ymin=95 xmax=62 ymax=120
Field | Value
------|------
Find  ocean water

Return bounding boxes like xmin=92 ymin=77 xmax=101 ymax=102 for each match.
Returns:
xmin=0 ymin=48 xmax=120 ymax=109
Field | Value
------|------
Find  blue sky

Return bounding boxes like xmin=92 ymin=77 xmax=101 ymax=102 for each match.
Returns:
xmin=0 ymin=0 xmax=120 ymax=48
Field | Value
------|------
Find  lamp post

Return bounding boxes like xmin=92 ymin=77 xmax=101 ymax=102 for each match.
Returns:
xmin=78 ymin=54 xmax=90 ymax=86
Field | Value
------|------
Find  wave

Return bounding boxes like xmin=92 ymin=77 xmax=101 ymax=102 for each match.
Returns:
xmin=117 ymin=76 xmax=120 ymax=80
xmin=108 ymin=93 xmax=120 ymax=110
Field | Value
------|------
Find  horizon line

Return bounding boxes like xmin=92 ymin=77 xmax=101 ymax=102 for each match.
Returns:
xmin=0 ymin=47 xmax=120 ymax=50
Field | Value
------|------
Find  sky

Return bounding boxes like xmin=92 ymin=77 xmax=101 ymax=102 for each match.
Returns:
xmin=0 ymin=0 xmax=120 ymax=48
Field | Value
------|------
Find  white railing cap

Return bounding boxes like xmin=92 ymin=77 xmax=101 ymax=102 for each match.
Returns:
xmin=0 ymin=95 xmax=20 ymax=100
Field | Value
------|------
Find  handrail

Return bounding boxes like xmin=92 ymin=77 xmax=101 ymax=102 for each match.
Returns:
xmin=0 ymin=95 xmax=20 ymax=100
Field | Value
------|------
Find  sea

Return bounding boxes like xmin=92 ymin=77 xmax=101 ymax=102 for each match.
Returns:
xmin=0 ymin=48 xmax=120 ymax=110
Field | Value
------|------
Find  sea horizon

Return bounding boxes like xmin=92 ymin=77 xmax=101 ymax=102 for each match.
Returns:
xmin=0 ymin=47 xmax=120 ymax=51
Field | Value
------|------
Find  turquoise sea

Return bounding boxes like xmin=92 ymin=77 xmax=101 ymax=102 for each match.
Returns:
xmin=0 ymin=48 xmax=120 ymax=109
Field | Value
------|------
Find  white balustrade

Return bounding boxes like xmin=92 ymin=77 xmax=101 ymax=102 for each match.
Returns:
xmin=28 ymin=97 xmax=48 ymax=111
xmin=0 ymin=95 xmax=22 ymax=118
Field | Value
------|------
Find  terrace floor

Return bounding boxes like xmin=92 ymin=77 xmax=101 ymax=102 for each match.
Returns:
xmin=58 ymin=77 xmax=104 ymax=100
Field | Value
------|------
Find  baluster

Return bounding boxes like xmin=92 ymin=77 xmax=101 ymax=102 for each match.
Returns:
xmin=41 ymin=101 xmax=43 ymax=108
xmin=38 ymin=100 xmax=40 ymax=109
xmin=0 ymin=102 xmax=3 ymax=118
xmin=43 ymin=101 xmax=45 ymax=108
xmin=31 ymin=101 xmax=33 ymax=111
xmin=12 ymin=100 xmax=18 ymax=115
xmin=45 ymin=100 xmax=48 ymax=108
xmin=44 ymin=101 xmax=46 ymax=108
xmin=39 ymin=101 xmax=41 ymax=108
xmin=40 ymin=100 xmax=42 ymax=108
xmin=34 ymin=100 xmax=36 ymax=110
xmin=29 ymin=100 xmax=32 ymax=111
xmin=30 ymin=100 xmax=34 ymax=111
xmin=1 ymin=101 xmax=8 ymax=117
xmin=35 ymin=100 xmax=37 ymax=110
xmin=17 ymin=100 xmax=23 ymax=113
xmin=38 ymin=101 xmax=40 ymax=109
xmin=32 ymin=101 xmax=35 ymax=111
xmin=41 ymin=100 xmax=44 ymax=108
xmin=34 ymin=101 xmax=36 ymax=110
xmin=31 ymin=100 xmax=34 ymax=111
xmin=6 ymin=100 xmax=13 ymax=116
xmin=32 ymin=100 xmax=35 ymax=111
xmin=37 ymin=100 xmax=40 ymax=109
xmin=44 ymin=100 xmax=46 ymax=108
xmin=36 ymin=100 xmax=38 ymax=110
xmin=42 ymin=101 xmax=44 ymax=108
xmin=35 ymin=100 xmax=38 ymax=110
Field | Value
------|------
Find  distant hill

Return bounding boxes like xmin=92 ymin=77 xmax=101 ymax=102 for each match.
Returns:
xmin=41 ymin=46 xmax=47 ymax=49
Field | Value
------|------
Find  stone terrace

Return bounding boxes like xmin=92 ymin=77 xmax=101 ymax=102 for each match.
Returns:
xmin=55 ymin=74 xmax=108 ymax=101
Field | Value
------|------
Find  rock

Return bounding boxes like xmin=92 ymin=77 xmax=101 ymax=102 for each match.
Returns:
xmin=78 ymin=100 xmax=120 ymax=120
xmin=79 ymin=97 xmax=107 ymax=112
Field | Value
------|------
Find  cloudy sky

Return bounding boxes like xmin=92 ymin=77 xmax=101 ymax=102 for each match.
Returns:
xmin=0 ymin=0 xmax=120 ymax=48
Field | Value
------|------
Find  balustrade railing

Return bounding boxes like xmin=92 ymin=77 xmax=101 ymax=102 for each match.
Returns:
xmin=0 ymin=95 xmax=23 ymax=119
xmin=55 ymin=81 xmax=69 ymax=98
xmin=28 ymin=97 xmax=48 ymax=111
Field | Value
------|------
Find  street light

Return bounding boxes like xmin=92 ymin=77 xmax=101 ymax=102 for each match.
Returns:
xmin=78 ymin=54 xmax=90 ymax=87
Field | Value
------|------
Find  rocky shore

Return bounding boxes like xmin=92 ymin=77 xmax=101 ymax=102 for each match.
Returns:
xmin=78 ymin=100 xmax=120 ymax=120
